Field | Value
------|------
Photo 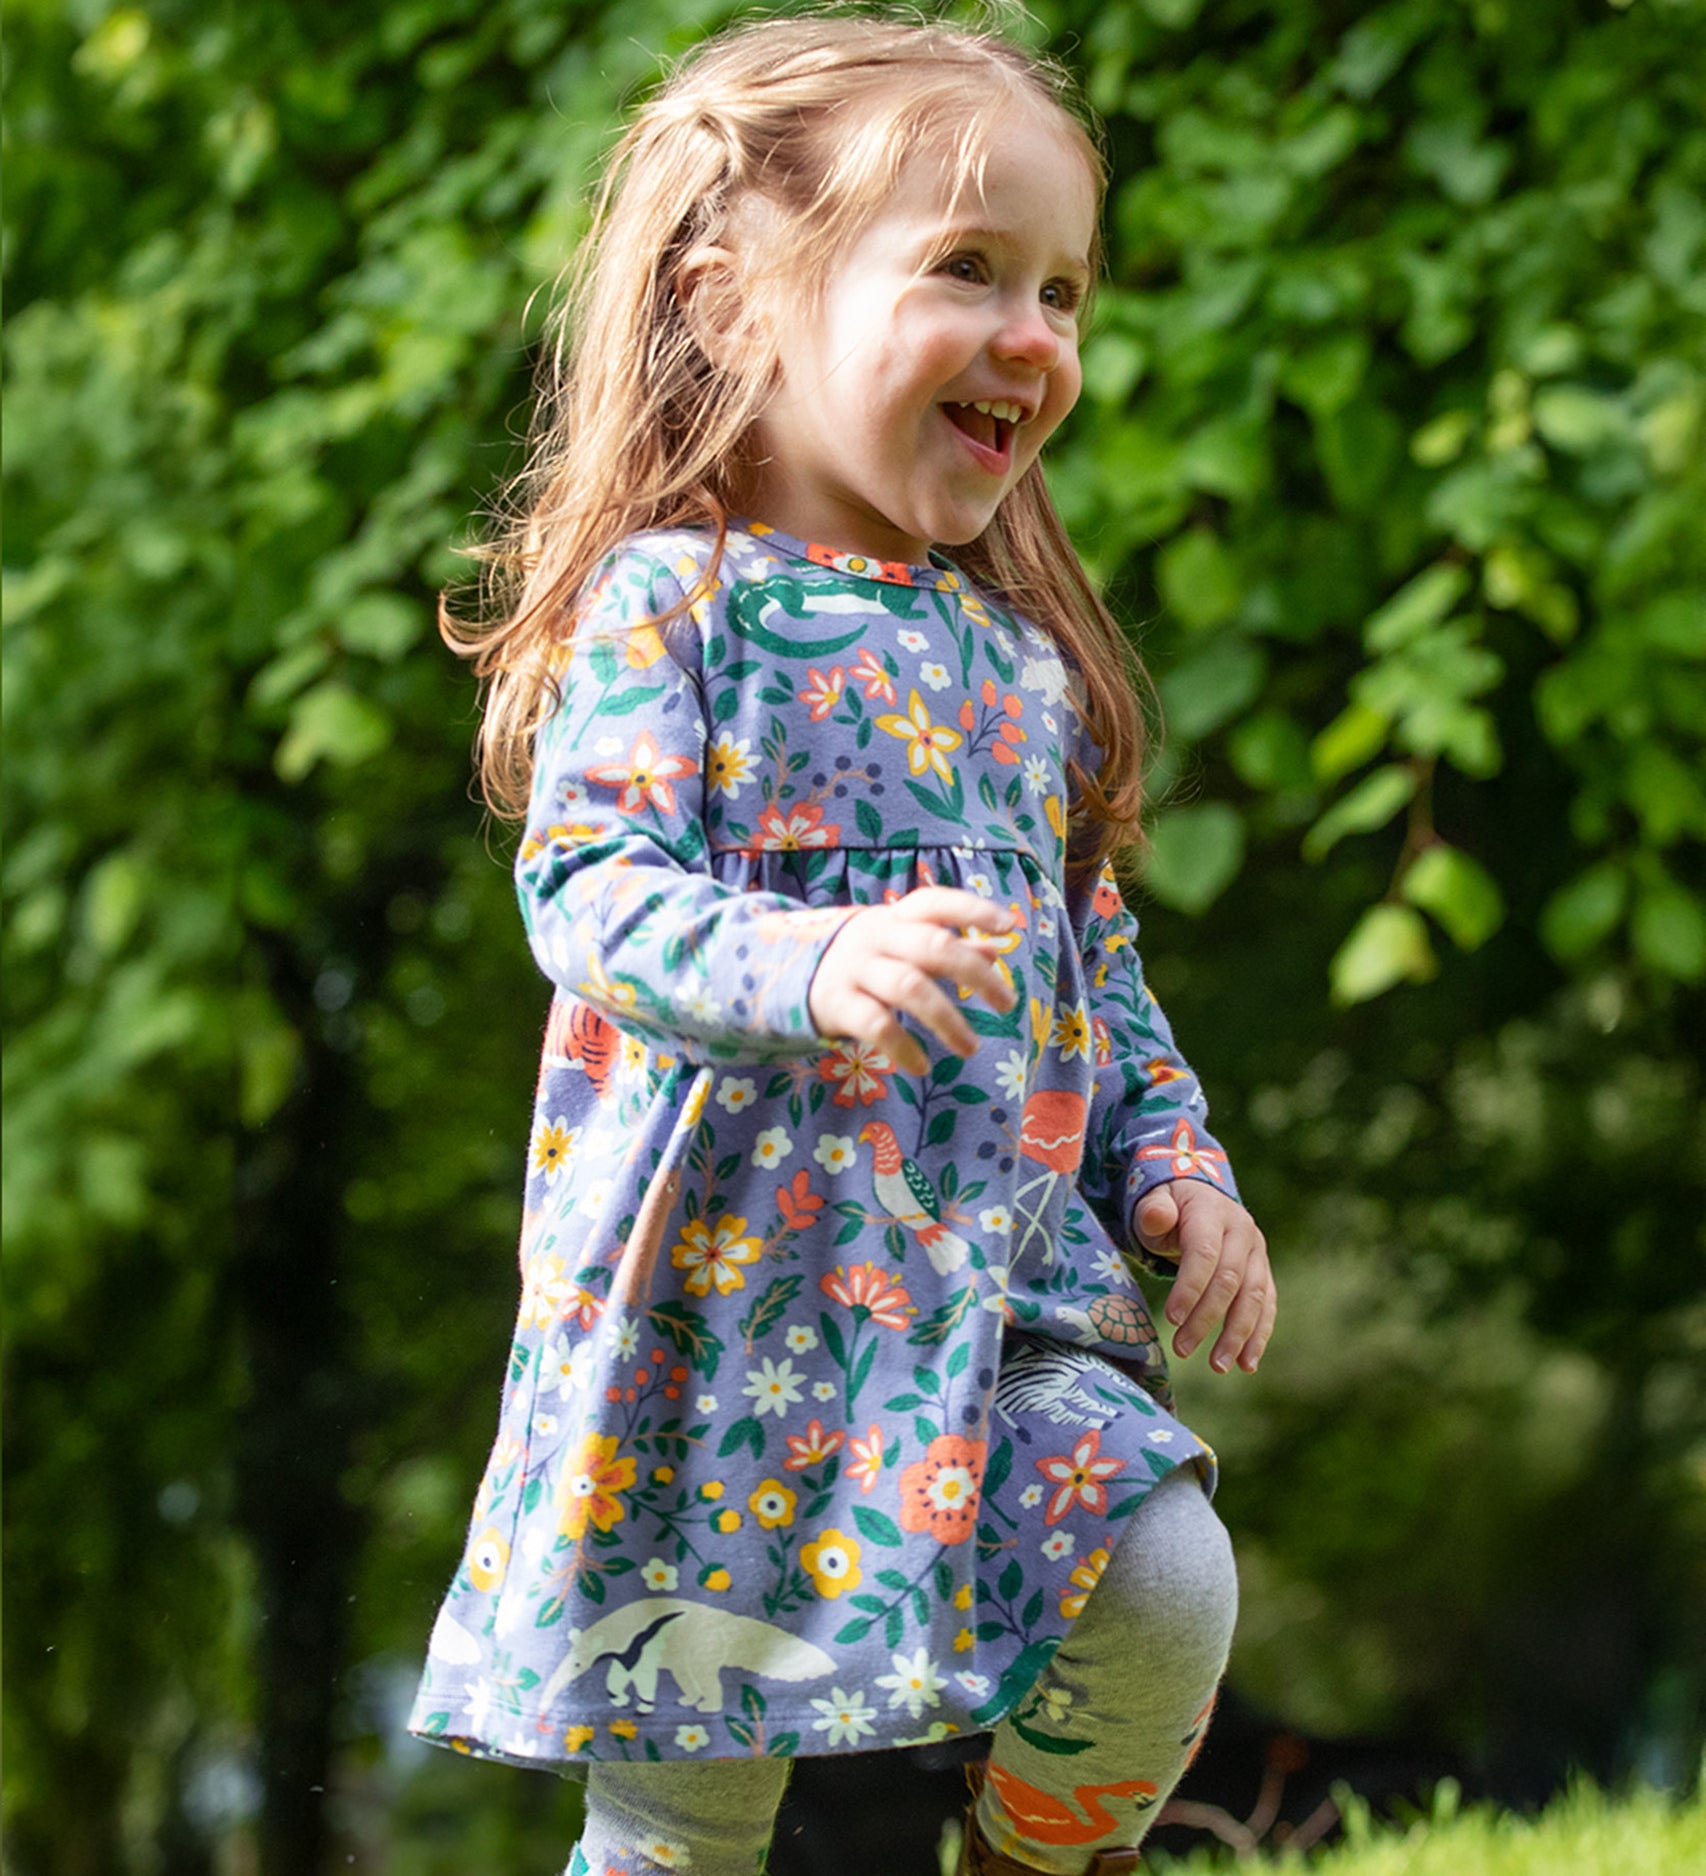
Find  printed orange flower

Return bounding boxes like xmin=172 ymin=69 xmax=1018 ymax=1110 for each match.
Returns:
xmin=817 ymin=1039 xmax=894 ymax=1108
xmin=752 ymin=800 xmax=840 ymax=851
xmin=875 ymin=690 xmax=963 ymax=783
xmin=1035 ymin=1430 xmax=1126 ymax=1527
xmin=1134 ymin=1118 xmax=1229 ymax=1186
xmin=847 ymin=1423 xmax=885 ymax=1494
xmin=802 ymin=666 xmax=847 ymax=721
xmin=820 ymin=1262 xmax=915 ymax=1329
xmin=800 ymin=1528 xmax=863 ymax=1599
xmin=898 ymin=1434 xmax=987 ymax=1545
xmin=783 ymin=1418 xmax=846 ymax=1472
xmin=583 ymin=729 xmax=697 ymax=816
xmin=670 ymin=1214 xmax=763 ymax=1297
xmin=1059 ymin=1545 xmax=1110 ymax=1619
xmin=556 ymin=1431 xmax=636 ymax=1541
xmin=850 ymin=647 xmax=897 ymax=702
xmin=776 ymin=1169 xmax=825 ymax=1232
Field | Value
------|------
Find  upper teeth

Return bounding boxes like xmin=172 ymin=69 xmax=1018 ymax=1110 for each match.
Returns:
xmin=966 ymin=400 xmax=1025 ymax=422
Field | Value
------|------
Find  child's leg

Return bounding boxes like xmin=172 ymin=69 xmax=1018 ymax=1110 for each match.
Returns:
xmin=972 ymin=1466 xmax=1238 ymax=1874
xmin=568 ymin=1755 xmax=791 ymax=1876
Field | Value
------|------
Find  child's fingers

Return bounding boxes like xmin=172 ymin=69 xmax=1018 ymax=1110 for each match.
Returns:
xmin=1135 ymin=1186 xmax=1181 ymax=1253
xmin=1236 ymin=1281 xmax=1279 ymax=1375
xmin=893 ymin=886 xmax=1018 ymax=937
xmin=1208 ymin=1244 xmax=1274 ymax=1374
xmin=878 ymin=920 xmax=1017 ymax=1017
xmin=1169 ymin=1213 xmax=1262 ymax=1359
xmin=863 ymin=957 xmax=983 ymax=1059
xmin=832 ymin=986 xmax=929 ymax=1076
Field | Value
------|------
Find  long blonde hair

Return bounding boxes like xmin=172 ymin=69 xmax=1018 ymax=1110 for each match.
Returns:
xmin=449 ymin=9 xmax=1151 ymax=879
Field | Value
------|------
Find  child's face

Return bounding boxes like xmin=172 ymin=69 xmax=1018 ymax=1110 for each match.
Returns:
xmin=742 ymin=106 xmax=1095 ymax=564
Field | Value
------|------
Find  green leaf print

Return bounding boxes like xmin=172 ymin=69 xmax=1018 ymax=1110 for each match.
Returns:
xmin=998 ymin=1558 xmax=1024 ymax=1601
xmin=855 ymin=799 xmax=883 ymax=842
xmin=907 ymin=1286 xmax=976 ymax=1348
xmin=600 ymin=685 xmax=667 ymax=717
xmin=738 ymin=1274 xmax=803 ymax=1347
xmin=834 ymin=1616 xmax=874 ymax=1646
xmin=648 ymin=1301 xmax=724 ymax=1382
xmin=853 ymin=1506 xmax=904 ymax=1548
xmin=717 ymin=1415 xmax=765 ymax=1460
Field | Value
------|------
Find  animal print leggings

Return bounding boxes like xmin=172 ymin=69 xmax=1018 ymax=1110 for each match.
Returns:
xmin=566 ymin=1466 xmax=1237 ymax=1876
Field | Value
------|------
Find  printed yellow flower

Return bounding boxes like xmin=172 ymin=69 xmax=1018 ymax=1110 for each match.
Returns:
xmin=466 ymin=1527 xmax=509 ymax=1592
xmin=699 ymin=1481 xmax=725 ymax=1501
xmin=713 ymin=1507 xmax=742 ymax=1534
xmin=530 ymin=1116 xmax=579 ymax=1181
xmin=953 ymin=1582 xmax=975 ymax=1611
xmin=564 ymin=1726 xmax=595 ymax=1752
xmin=1050 ymin=1004 xmax=1093 ymax=1063
xmin=801 ymin=1529 xmax=864 ymax=1600
xmin=623 ymin=624 xmax=668 ymax=669
xmin=1060 ymin=1545 xmax=1110 ymax=1619
xmin=609 ymin=1718 xmax=639 ymax=1740
xmin=682 ymin=1070 xmax=711 ymax=1128
xmin=702 ymin=1566 xmax=732 ymax=1593
xmin=874 ymin=689 xmax=962 ymax=784
xmin=749 ymin=1480 xmax=798 ymax=1530
xmin=670 ymin=1213 xmax=763 ymax=1297
xmin=954 ymin=1627 xmax=975 ymax=1653
xmin=579 ymin=955 xmax=637 ymax=1013
xmin=555 ymin=1431 xmax=636 ymax=1541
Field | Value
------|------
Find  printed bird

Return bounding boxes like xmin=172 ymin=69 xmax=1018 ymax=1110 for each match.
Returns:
xmin=857 ymin=1121 xmax=972 ymax=1274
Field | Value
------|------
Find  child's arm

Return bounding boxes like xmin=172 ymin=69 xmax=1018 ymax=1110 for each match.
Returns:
xmin=515 ymin=547 xmax=857 ymax=1062
xmin=1068 ymin=859 xmax=1275 ymax=1373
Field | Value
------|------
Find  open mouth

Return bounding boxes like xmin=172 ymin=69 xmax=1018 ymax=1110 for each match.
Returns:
xmin=943 ymin=399 xmax=1025 ymax=465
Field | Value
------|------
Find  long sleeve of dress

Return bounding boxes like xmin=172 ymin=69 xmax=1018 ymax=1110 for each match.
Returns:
xmin=515 ymin=548 xmax=854 ymax=1063
xmin=1068 ymin=857 xmax=1241 ymax=1277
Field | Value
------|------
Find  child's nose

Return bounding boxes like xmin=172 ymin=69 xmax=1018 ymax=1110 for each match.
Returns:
xmin=991 ymin=304 xmax=1063 ymax=372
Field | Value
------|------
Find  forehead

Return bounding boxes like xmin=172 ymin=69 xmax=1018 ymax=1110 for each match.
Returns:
xmin=873 ymin=107 xmax=1097 ymax=264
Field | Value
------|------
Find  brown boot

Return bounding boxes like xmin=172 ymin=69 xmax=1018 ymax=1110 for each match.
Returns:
xmin=956 ymin=1763 xmax=1142 ymax=1876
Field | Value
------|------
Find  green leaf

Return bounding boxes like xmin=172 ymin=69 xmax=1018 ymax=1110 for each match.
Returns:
xmin=1158 ymin=639 xmax=1266 ymax=741
xmin=1532 ymin=385 xmax=1631 ymax=455
xmin=1311 ymin=702 xmax=1391 ymax=784
xmin=335 ymin=592 xmax=423 ymax=660
xmin=1540 ymin=863 xmax=1629 ymax=963
xmin=1363 ymin=564 xmax=1472 ymax=654
xmin=1631 ymin=883 xmax=1706 ymax=983
xmin=275 ymin=682 xmax=392 ymax=781
xmin=1400 ymin=845 xmax=1505 ymax=950
xmin=1330 ymin=904 xmax=1438 ymax=1005
xmin=1303 ymin=765 xmax=1416 ymax=861
xmin=1142 ymin=803 xmax=1245 ymax=915
xmin=1156 ymin=528 xmax=1240 ymax=631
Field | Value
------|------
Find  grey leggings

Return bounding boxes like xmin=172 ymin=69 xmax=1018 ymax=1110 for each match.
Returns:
xmin=567 ymin=1466 xmax=1237 ymax=1876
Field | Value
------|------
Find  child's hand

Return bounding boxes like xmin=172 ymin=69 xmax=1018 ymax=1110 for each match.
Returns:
xmin=809 ymin=888 xmax=1018 ymax=1076
xmin=1134 ymin=1180 xmax=1275 ymax=1374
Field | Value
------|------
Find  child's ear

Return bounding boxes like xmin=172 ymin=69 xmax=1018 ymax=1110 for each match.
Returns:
xmin=674 ymin=245 xmax=752 ymax=371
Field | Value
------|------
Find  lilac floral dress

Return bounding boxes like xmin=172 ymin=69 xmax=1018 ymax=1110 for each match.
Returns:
xmin=409 ymin=522 xmax=1238 ymax=1771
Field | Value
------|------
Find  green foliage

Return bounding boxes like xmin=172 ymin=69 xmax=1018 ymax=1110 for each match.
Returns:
xmin=1144 ymin=1779 xmax=1706 ymax=1874
xmin=4 ymin=1 xmax=1703 ymax=1871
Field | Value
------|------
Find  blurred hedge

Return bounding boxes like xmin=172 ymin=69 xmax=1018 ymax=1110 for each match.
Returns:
xmin=4 ymin=2 xmax=1702 ymax=1872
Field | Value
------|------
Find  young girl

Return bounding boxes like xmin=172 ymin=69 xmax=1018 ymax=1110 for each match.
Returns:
xmin=410 ymin=14 xmax=1275 ymax=1875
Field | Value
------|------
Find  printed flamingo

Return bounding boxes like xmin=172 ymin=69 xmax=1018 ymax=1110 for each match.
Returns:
xmin=984 ymin=1762 xmax=1159 ymax=1847
xmin=1011 ymin=1087 xmax=1088 ymax=1267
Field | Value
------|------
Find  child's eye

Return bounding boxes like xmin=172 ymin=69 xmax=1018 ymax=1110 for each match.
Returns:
xmin=1042 ymin=279 xmax=1083 ymax=314
xmin=941 ymin=253 xmax=987 ymax=284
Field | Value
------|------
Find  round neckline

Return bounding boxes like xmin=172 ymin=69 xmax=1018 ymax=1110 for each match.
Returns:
xmin=731 ymin=518 xmax=965 ymax=592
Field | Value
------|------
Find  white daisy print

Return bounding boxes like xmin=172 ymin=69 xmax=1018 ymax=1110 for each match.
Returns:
xmin=642 ymin=1558 xmax=679 ymax=1592
xmin=810 ymin=1687 xmax=878 ymax=1746
xmin=707 ymin=730 xmax=756 ymax=799
xmin=743 ymin=1357 xmax=805 ymax=1419
xmin=696 ymin=1392 xmax=719 ymax=1414
xmin=1148 ymin=1429 xmax=1175 ymax=1444
xmin=751 ymin=1126 xmax=793 ymax=1169
xmin=675 ymin=1724 xmax=710 ymax=1752
xmin=897 ymin=629 xmax=930 ymax=652
xmin=1091 ymin=1248 xmax=1129 ymax=1285
xmin=786 ymin=1324 xmax=820 ymax=1354
xmin=979 ymin=1206 xmax=1013 ymax=1235
xmin=613 ymin=1316 xmax=641 ymax=1360
xmin=813 ymin=1133 xmax=857 ymax=1173
xmin=812 ymin=1381 xmax=837 ymax=1402
xmin=716 ymin=1077 xmax=758 ymax=1114
xmin=1023 ymin=755 xmax=1050 ymax=795
xmin=955 ymin=1671 xmax=992 ymax=1698
xmin=876 ymin=1646 xmax=947 ymax=1719
xmin=994 ymin=1050 xmax=1028 ymax=1101
xmin=1019 ymin=1483 xmax=1045 ymax=1508
xmin=1041 ymin=1531 xmax=1076 ymax=1561
xmin=919 ymin=662 xmax=952 ymax=691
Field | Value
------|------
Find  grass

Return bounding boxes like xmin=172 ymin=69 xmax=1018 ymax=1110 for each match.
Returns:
xmin=939 ymin=1779 xmax=1706 ymax=1876
xmin=1141 ymin=1778 xmax=1706 ymax=1875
